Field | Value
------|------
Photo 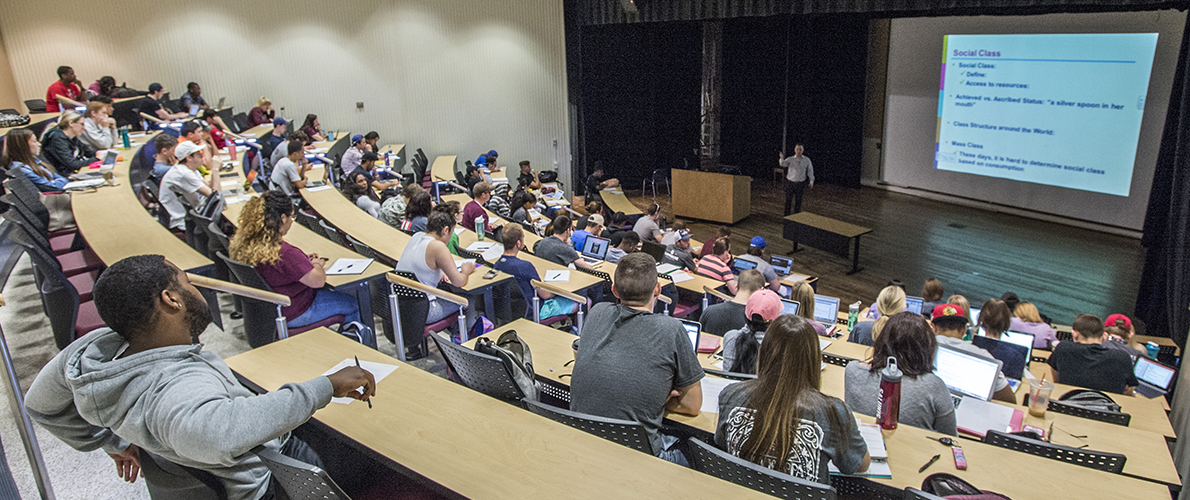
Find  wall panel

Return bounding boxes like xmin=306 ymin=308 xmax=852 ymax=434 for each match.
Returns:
xmin=0 ymin=0 xmax=571 ymax=186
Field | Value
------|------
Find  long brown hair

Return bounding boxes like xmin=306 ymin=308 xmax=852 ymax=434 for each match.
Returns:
xmin=737 ymin=315 xmax=852 ymax=474
xmin=229 ymin=191 xmax=292 ymax=266
xmin=868 ymin=312 xmax=936 ymax=377
xmin=1 ymin=129 xmax=56 ymax=179
xmin=977 ymin=299 xmax=1011 ymax=338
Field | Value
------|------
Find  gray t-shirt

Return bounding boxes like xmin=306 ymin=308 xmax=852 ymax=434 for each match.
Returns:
xmin=699 ymin=301 xmax=746 ymax=338
xmin=571 ymin=303 xmax=705 ymax=455
xmin=533 ymin=235 xmax=581 ymax=266
xmin=848 ymin=321 xmax=876 ymax=346
xmin=843 ymin=361 xmax=957 ymax=436
xmin=715 ymin=382 xmax=868 ymax=484
xmin=662 ymin=244 xmax=697 ymax=271
xmin=633 ymin=216 xmax=662 ymax=242
xmin=270 ymin=158 xmax=301 ymax=196
xmin=736 ymin=254 xmax=777 ymax=283
xmin=935 ymin=336 xmax=1009 ymax=393
xmin=269 ymin=140 xmax=290 ymax=169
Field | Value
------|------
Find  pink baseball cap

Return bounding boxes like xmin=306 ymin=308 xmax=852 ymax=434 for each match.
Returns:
xmin=745 ymin=289 xmax=784 ymax=322
xmin=1104 ymin=314 xmax=1132 ymax=329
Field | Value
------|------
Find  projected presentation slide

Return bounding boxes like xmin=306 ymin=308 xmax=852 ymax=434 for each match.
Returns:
xmin=934 ymin=34 xmax=1158 ymax=196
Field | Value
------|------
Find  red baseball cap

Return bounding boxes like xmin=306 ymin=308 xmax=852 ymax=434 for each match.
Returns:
xmin=1104 ymin=314 xmax=1132 ymax=329
xmin=931 ymin=303 xmax=967 ymax=322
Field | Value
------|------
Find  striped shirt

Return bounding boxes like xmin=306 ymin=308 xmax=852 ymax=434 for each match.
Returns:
xmin=697 ymin=254 xmax=733 ymax=282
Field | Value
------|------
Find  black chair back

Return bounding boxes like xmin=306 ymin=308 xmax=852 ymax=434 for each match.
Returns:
xmin=1046 ymin=399 xmax=1131 ymax=426
xmin=216 ymin=252 xmax=280 ymax=348
xmin=294 ymin=210 xmax=324 ymax=236
xmin=24 ymin=99 xmax=46 ymax=114
xmin=982 ymin=429 xmax=1126 ymax=474
xmin=232 ymin=113 xmax=249 ymax=133
xmin=524 ymin=399 xmax=652 ymax=454
xmin=379 ymin=270 xmax=432 ymax=351
xmin=251 ymin=446 xmax=350 ymax=500
xmin=215 ymin=108 xmax=236 ymax=132
xmin=429 ymin=331 xmax=525 ymax=401
xmin=138 ymin=448 xmax=226 ymax=500
xmin=641 ymin=240 xmax=665 ymax=262
xmin=688 ymin=438 xmax=836 ymax=500
xmin=317 ymin=219 xmax=349 ymax=247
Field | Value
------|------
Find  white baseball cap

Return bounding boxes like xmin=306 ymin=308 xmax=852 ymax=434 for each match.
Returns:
xmin=174 ymin=141 xmax=204 ymax=161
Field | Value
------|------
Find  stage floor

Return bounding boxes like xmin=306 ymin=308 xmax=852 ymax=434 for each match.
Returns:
xmin=611 ymin=182 xmax=1145 ymax=329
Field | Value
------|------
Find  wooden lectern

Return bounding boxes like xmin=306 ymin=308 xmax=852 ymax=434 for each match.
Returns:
xmin=671 ymin=169 xmax=751 ymax=223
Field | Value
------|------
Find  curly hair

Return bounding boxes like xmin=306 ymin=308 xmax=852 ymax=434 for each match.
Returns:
xmin=229 ymin=191 xmax=292 ymax=266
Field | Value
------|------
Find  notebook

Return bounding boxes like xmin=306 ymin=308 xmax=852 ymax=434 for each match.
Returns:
xmin=829 ymin=420 xmax=891 ymax=478
xmin=1134 ymin=356 xmax=1176 ymax=398
xmin=678 ymin=319 xmax=701 ymax=354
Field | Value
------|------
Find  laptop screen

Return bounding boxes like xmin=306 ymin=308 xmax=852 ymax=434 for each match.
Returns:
xmin=969 ymin=307 xmax=981 ymax=323
xmin=770 ymin=255 xmax=793 ymax=275
xmin=581 ymin=236 xmax=611 ymax=260
xmin=102 ymin=151 xmax=119 ymax=166
xmin=1000 ymin=331 xmax=1035 ymax=360
xmin=933 ymin=344 xmax=1000 ymax=401
xmin=732 ymin=258 xmax=758 ymax=275
xmin=780 ymin=299 xmax=800 ymax=317
xmin=813 ymin=295 xmax=841 ymax=324
xmin=1135 ymin=357 xmax=1175 ymax=390
xmin=188 ymin=104 xmax=200 ymax=116
xmin=971 ymin=336 xmax=1028 ymax=380
xmin=678 ymin=320 xmax=701 ymax=354
xmin=904 ymin=296 xmax=924 ymax=315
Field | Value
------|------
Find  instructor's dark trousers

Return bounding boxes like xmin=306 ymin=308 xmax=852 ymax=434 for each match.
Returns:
xmin=784 ymin=179 xmax=807 ymax=215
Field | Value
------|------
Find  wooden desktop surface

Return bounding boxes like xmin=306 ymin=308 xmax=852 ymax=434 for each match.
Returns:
xmin=71 ymin=134 xmax=213 ymax=271
xmin=225 ymin=328 xmax=773 ymax=499
xmin=599 ymin=188 xmax=643 ymax=216
xmin=784 ymin=212 xmax=873 ymax=239
xmin=430 ymin=155 xmax=458 ymax=182
xmin=451 ymin=223 xmax=603 ymax=294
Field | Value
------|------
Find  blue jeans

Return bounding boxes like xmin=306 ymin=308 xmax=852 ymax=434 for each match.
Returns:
xmin=288 ymin=290 xmax=361 ymax=328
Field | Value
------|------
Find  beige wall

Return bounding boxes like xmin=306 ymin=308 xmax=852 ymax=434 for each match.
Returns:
xmin=0 ymin=0 xmax=571 ymax=184
xmin=0 ymin=26 xmax=20 ymax=112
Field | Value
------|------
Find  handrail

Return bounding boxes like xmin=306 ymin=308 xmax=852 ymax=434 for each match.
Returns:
xmin=656 ymin=293 xmax=672 ymax=305
xmin=140 ymin=112 xmax=165 ymax=124
xmin=530 ymin=279 xmax=586 ymax=304
xmin=387 ymin=273 xmax=469 ymax=306
xmin=703 ymin=286 xmax=733 ymax=302
xmin=56 ymin=95 xmax=85 ymax=109
xmin=186 ymin=273 xmax=291 ymax=306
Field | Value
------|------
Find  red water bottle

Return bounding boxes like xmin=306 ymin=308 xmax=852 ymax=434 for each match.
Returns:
xmin=877 ymin=356 xmax=902 ymax=430
xmin=228 ymin=142 xmax=237 ymax=161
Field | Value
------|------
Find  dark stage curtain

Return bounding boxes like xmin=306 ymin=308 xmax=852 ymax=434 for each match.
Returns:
xmin=574 ymin=0 xmax=1190 ymax=25
xmin=1137 ymin=13 xmax=1190 ymax=347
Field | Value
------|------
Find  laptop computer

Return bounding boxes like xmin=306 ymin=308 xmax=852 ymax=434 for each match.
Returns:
xmin=813 ymin=294 xmax=841 ymax=334
xmin=969 ymin=307 xmax=982 ymax=323
xmin=580 ymin=235 xmax=611 ymax=265
xmin=904 ymin=296 xmax=925 ymax=315
xmin=1134 ymin=356 xmax=1176 ymax=398
xmin=1000 ymin=331 xmax=1036 ymax=360
xmin=934 ymin=344 xmax=1023 ymax=436
xmin=188 ymin=104 xmax=200 ymax=116
xmin=678 ymin=319 xmax=701 ymax=354
xmin=216 ymin=97 xmax=226 ymax=109
xmin=971 ymin=335 xmax=1030 ymax=389
xmin=780 ymin=299 xmax=800 ymax=317
xmin=770 ymin=255 xmax=793 ymax=276
xmin=732 ymin=258 xmax=758 ymax=276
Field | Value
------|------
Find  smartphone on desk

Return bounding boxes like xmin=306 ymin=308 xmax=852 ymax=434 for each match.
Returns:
xmin=483 ymin=269 xmax=498 ymax=279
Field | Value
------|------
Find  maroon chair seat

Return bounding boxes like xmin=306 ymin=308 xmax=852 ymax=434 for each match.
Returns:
xmin=673 ymin=302 xmax=699 ymax=319
xmin=68 ymin=270 xmax=99 ymax=302
xmin=75 ymin=301 xmax=106 ymax=340
xmin=425 ymin=312 xmax=459 ymax=337
xmin=540 ymin=314 xmax=568 ymax=327
xmin=57 ymin=249 xmax=104 ymax=277
xmin=50 ymin=233 xmax=79 ymax=255
xmin=47 ymin=227 xmax=76 ymax=239
xmin=289 ymin=315 xmax=346 ymax=336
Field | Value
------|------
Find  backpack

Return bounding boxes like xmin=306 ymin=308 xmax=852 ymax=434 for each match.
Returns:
xmin=1057 ymin=389 xmax=1123 ymax=413
xmin=0 ymin=111 xmax=29 ymax=128
xmin=922 ymin=473 xmax=1012 ymax=499
xmin=338 ymin=321 xmax=377 ymax=349
xmin=538 ymin=170 xmax=558 ymax=184
xmin=475 ymin=330 xmax=540 ymax=401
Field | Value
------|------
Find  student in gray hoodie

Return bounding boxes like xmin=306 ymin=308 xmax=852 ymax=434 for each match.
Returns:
xmin=25 ymin=255 xmax=376 ymax=500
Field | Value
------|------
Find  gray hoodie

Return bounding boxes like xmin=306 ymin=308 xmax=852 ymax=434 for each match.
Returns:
xmin=26 ymin=328 xmax=333 ymax=500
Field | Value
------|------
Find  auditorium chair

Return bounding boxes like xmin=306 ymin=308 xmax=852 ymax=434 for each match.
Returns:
xmin=524 ymin=400 xmax=652 ymax=454
xmin=688 ymin=438 xmax=836 ymax=500
xmin=217 ymin=252 xmax=345 ymax=348
xmin=381 ymin=272 xmax=463 ymax=361
xmin=429 ymin=331 xmax=528 ymax=402
xmin=10 ymin=228 xmax=104 ymax=350
xmin=23 ymin=99 xmax=45 ymax=114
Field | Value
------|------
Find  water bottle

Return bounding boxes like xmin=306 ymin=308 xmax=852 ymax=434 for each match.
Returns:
xmin=877 ymin=357 xmax=903 ymax=430
xmin=228 ymin=142 xmax=237 ymax=161
xmin=476 ymin=217 xmax=485 ymax=241
xmin=384 ymin=151 xmax=391 ymax=167
xmin=847 ymin=301 xmax=861 ymax=331
xmin=1146 ymin=342 xmax=1159 ymax=359
xmin=120 ymin=128 xmax=130 ymax=149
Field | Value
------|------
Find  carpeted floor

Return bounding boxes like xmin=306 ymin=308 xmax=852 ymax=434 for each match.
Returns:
xmin=0 ymin=253 xmax=449 ymax=499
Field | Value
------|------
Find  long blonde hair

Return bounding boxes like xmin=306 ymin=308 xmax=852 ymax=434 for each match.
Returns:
xmin=947 ymin=294 xmax=971 ymax=325
xmin=228 ymin=192 xmax=291 ymax=266
xmin=256 ymin=96 xmax=272 ymax=108
xmin=872 ymin=286 xmax=906 ymax=341
xmin=56 ymin=110 xmax=84 ymax=130
xmin=1013 ymin=302 xmax=1043 ymax=323
xmin=790 ymin=281 xmax=815 ymax=321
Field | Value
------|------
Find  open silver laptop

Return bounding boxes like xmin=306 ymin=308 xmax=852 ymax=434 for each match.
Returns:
xmin=904 ymin=296 xmax=925 ymax=315
xmin=580 ymin=235 xmax=610 ymax=265
xmin=1134 ymin=357 xmax=1175 ymax=398
xmin=933 ymin=344 xmax=1000 ymax=408
xmin=813 ymin=294 xmax=841 ymax=334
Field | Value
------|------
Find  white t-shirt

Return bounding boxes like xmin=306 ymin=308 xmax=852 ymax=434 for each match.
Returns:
xmin=271 ymin=158 xmax=301 ymax=196
xmin=159 ymin=164 xmax=205 ymax=229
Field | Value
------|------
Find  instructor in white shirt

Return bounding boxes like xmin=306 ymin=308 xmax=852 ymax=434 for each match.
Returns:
xmin=779 ymin=143 xmax=814 ymax=215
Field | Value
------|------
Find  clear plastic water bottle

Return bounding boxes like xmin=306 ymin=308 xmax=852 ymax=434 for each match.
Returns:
xmin=877 ymin=357 xmax=903 ymax=430
xmin=847 ymin=301 xmax=861 ymax=331
xmin=476 ymin=217 xmax=485 ymax=241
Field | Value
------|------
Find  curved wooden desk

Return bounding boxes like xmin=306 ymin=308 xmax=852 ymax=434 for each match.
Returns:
xmin=430 ymin=155 xmax=457 ymax=182
xmin=599 ymin=188 xmax=643 ymax=216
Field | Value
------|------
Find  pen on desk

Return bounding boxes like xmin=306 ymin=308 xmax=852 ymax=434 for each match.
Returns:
xmin=918 ymin=454 xmax=941 ymax=473
xmin=354 ymin=356 xmax=372 ymax=409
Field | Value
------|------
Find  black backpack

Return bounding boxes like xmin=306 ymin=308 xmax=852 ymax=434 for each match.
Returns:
xmin=922 ymin=473 xmax=1012 ymax=499
xmin=475 ymin=330 xmax=539 ymax=401
xmin=1058 ymin=389 xmax=1123 ymax=413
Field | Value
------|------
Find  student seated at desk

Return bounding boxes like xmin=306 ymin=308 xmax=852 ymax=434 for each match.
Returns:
xmin=571 ymin=214 xmax=604 ymax=252
xmin=662 ymin=229 xmax=698 ymax=272
xmin=341 ymin=134 xmax=370 ymax=174
xmin=509 ymin=191 xmax=538 ymax=227
xmin=571 ymin=252 xmax=703 ymax=466
xmin=2 ymin=129 xmax=69 ymax=192
xmin=80 ymin=100 xmax=117 ymax=151
xmin=699 ymin=270 xmax=765 ymax=337
xmin=270 ymin=131 xmax=310 ymax=171
xmin=533 ymin=215 xmax=595 ymax=270
xmin=351 ymin=152 xmax=401 ymax=192
xmin=25 ymin=255 xmax=376 ymax=500
xmin=42 ymin=110 xmax=99 ymax=175
xmin=659 ymin=220 xmax=685 ymax=246
xmin=45 ymin=65 xmax=82 ymax=113
xmin=633 ymin=203 xmax=664 ymax=243
xmin=270 ymin=140 xmax=312 ymax=196
xmin=260 ymin=117 xmax=290 ymax=161
xmin=343 ymin=172 xmax=381 ymax=218
xmin=584 ymin=162 xmax=619 ymax=203
xmin=247 ymin=96 xmax=275 ymax=127
xmin=716 ymin=315 xmax=870 ymax=484
xmin=920 ymin=278 xmax=944 ymax=316
xmin=298 ymin=114 xmax=326 ymax=143
xmin=484 ymin=189 xmax=512 ymax=219
xmin=200 ymin=109 xmax=230 ymax=150
xmin=140 ymin=83 xmax=191 ymax=122
xmin=604 ymin=212 xmax=629 ymax=246
xmin=230 ymin=191 xmax=363 ymax=329
xmin=976 ymin=299 xmax=1012 ymax=339
xmin=947 ymin=294 xmax=974 ymax=328
xmin=605 ymin=230 xmax=639 ymax=264
xmin=930 ymin=304 xmax=1016 ymax=403
xmin=849 ymin=285 xmax=905 ymax=346
xmin=699 ymin=226 xmax=731 ymax=259
xmin=160 ymin=142 xmax=218 ymax=231
xmin=432 ymin=201 xmax=463 ymax=255
xmin=380 ymin=183 xmax=421 ymax=228
xmin=1102 ymin=314 xmax=1145 ymax=361
xmin=463 ymin=182 xmax=501 ymax=232
xmin=516 ymin=160 xmax=542 ymax=190
xmin=180 ymin=82 xmax=208 ymax=110
xmin=396 ymin=211 xmax=477 ymax=337
xmin=400 ymin=191 xmax=432 ymax=233
xmin=845 ymin=312 xmax=957 ymax=436
xmin=789 ymin=281 xmax=828 ymax=336
xmin=1047 ymin=314 xmax=1138 ymax=395
xmin=736 ymin=236 xmax=781 ymax=292
xmin=494 ymin=224 xmax=578 ymax=319
xmin=722 ymin=289 xmax=782 ymax=373
xmin=1010 ymin=302 xmax=1057 ymax=349
xmin=149 ymin=134 xmax=178 ymax=185
xmin=696 ymin=238 xmax=738 ymax=295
